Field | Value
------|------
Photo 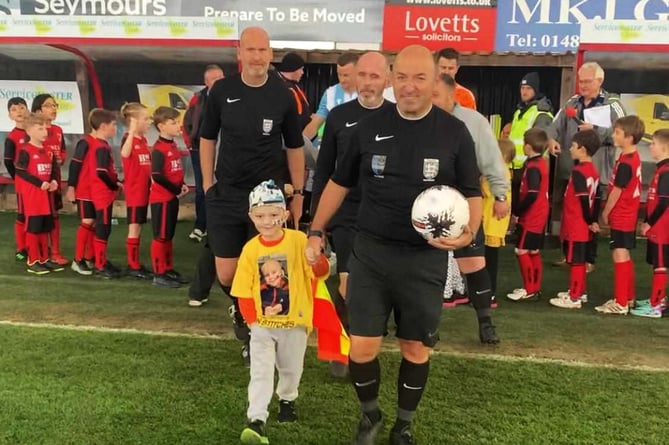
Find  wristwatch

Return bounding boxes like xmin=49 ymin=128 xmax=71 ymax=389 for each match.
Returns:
xmin=494 ymin=195 xmax=507 ymax=202
xmin=292 ymin=189 xmax=304 ymax=196
xmin=308 ymin=229 xmax=324 ymax=238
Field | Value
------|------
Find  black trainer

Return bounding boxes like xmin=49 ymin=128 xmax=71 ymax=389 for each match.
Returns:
xmin=479 ymin=321 xmax=500 ymax=345
xmin=15 ymin=249 xmax=27 ymax=262
xmin=352 ymin=412 xmax=383 ymax=445
xmin=241 ymin=340 xmax=251 ymax=368
xmin=95 ymin=264 xmax=121 ymax=279
xmin=44 ymin=260 xmax=65 ymax=272
xmin=277 ymin=400 xmax=297 ymax=423
xmin=27 ymin=262 xmax=50 ymax=275
xmin=152 ymin=274 xmax=181 ymax=289
xmin=127 ymin=265 xmax=153 ymax=280
xmin=105 ymin=260 xmax=122 ymax=274
xmin=390 ymin=425 xmax=416 ymax=445
xmin=165 ymin=269 xmax=190 ymax=284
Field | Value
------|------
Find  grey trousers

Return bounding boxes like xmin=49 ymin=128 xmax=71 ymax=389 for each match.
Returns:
xmin=247 ymin=325 xmax=308 ymax=422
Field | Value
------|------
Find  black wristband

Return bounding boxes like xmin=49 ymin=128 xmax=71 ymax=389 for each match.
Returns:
xmin=308 ymin=229 xmax=324 ymax=238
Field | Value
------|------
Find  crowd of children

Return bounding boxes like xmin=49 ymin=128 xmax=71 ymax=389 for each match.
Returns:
xmin=4 ymin=96 xmax=189 ymax=289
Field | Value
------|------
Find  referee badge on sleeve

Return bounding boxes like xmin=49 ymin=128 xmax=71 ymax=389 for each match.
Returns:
xmin=423 ymin=158 xmax=439 ymax=182
xmin=262 ymin=119 xmax=273 ymax=135
xmin=371 ymin=154 xmax=386 ymax=178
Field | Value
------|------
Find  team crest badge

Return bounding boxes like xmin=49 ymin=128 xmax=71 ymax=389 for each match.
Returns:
xmin=423 ymin=158 xmax=439 ymax=181
xmin=371 ymin=154 xmax=386 ymax=177
xmin=262 ymin=119 xmax=273 ymax=135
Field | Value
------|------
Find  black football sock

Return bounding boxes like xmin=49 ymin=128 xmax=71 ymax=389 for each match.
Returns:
xmin=395 ymin=358 xmax=430 ymax=431
xmin=349 ymin=358 xmax=381 ymax=422
xmin=484 ymin=246 xmax=500 ymax=295
xmin=466 ymin=268 xmax=494 ymax=324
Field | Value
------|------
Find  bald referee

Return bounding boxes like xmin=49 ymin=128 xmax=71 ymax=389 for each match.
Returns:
xmin=199 ymin=27 xmax=305 ymax=363
xmin=307 ymin=45 xmax=482 ymax=445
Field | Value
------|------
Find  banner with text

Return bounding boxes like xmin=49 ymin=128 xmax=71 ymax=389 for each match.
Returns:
xmin=382 ymin=0 xmax=497 ymax=52
xmin=9 ymin=0 xmax=383 ymax=44
xmin=0 ymin=80 xmax=84 ymax=134
xmin=580 ymin=20 xmax=669 ymax=45
xmin=494 ymin=0 xmax=669 ymax=53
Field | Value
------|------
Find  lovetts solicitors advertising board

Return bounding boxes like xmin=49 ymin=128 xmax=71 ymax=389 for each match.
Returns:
xmin=2 ymin=0 xmax=383 ymax=44
xmin=494 ymin=0 xmax=669 ymax=53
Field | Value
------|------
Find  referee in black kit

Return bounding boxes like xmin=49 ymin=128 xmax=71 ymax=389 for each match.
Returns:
xmin=307 ymin=45 xmax=482 ymax=445
xmin=199 ymin=26 xmax=305 ymax=363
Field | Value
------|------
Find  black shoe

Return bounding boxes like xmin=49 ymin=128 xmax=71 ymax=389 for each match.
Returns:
xmin=105 ymin=261 xmax=122 ymax=274
xmin=229 ymin=304 xmax=251 ymax=342
xmin=127 ymin=265 xmax=153 ymax=280
xmin=96 ymin=264 xmax=121 ymax=279
xmin=43 ymin=260 xmax=65 ymax=272
xmin=241 ymin=341 xmax=251 ymax=368
xmin=352 ymin=412 xmax=383 ymax=445
xmin=240 ymin=419 xmax=268 ymax=444
xmin=479 ymin=321 xmax=500 ymax=345
xmin=165 ymin=269 xmax=190 ymax=284
xmin=27 ymin=262 xmax=50 ymax=275
xmin=152 ymin=274 xmax=181 ymax=289
xmin=16 ymin=249 xmax=27 ymax=262
xmin=390 ymin=425 xmax=416 ymax=445
xmin=277 ymin=400 xmax=297 ymax=423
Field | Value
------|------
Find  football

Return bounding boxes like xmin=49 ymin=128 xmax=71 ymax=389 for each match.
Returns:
xmin=411 ymin=185 xmax=470 ymax=240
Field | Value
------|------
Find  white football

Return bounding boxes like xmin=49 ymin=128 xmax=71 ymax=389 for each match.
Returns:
xmin=411 ymin=185 xmax=469 ymax=240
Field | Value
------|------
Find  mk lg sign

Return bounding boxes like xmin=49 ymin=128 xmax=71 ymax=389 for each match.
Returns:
xmin=382 ymin=0 xmax=497 ymax=52
xmin=495 ymin=0 xmax=669 ymax=52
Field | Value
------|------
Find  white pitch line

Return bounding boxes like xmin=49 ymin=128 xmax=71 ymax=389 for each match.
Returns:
xmin=1 ymin=320 xmax=668 ymax=373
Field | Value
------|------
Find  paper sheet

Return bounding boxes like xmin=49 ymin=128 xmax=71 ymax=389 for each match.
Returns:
xmin=584 ymin=105 xmax=612 ymax=128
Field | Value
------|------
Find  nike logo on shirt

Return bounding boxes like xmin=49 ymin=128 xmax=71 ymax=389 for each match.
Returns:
xmin=345 ymin=121 xmax=358 ymax=128
xmin=375 ymin=134 xmax=394 ymax=141
xmin=226 ymin=98 xmax=241 ymax=103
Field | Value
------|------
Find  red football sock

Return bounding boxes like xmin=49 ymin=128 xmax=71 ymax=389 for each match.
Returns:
xmin=15 ymin=220 xmax=26 ymax=252
xmin=85 ymin=225 xmax=95 ymax=260
xmin=50 ymin=217 xmax=61 ymax=256
xmin=650 ymin=270 xmax=667 ymax=307
xmin=151 ymin=240 xmax=167 ymax=275
xmin=165 ymin=240 xmax=174 ymax=271
xmin=126 ymin=237 xmax=141 ymax=270
xmin=26 ymin=232 xmax=40 ymax=265
xmin=517 ymin=253 xmax=533 ymax=292
xmin=94 ymin=238 xmax=108 ymax=270
xmin=530 ymin=253 xmax=543 ymax=294
xmin=569 ymin=264 xmax=587 ymax=299
xmin=626 ymin=260 xmax=636 ymax=303
xmin=613 ymin=261 xmax=629 ymax=306
xmin=75 ymin=223 xmax=93 ymax=262
xmin=38 ymin=233 xmax=49 ymax=263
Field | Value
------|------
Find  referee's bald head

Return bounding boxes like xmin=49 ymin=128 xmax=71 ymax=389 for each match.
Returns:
xmin=238 ymin=27 xmax=272 ymax=82
xmin=392 ymin=45 xmax=437 ymax=117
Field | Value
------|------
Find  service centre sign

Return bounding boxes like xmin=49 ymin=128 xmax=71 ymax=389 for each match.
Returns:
xmin=382 ymin=0 xmax=497 ymax=52
xmin=7 ymin=0 xmax=384 ymax=44
xmin=495 ymin=0 xmax=669 ymax=52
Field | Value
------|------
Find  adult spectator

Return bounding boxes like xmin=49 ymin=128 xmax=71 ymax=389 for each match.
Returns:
xmin=547 ymin=62 xmax=626 ymax=269
xmin=509 ymin=72 xmax=553 ymax=206
xmin=275 ymin=52 xmax=311 ymax=131
xmin=198 ymin=27 xmax=305 ymax=365
xmin=307 ymin=45 xmax=481 ymax=445
xmin=303 ymin=53 xmax=359 ymax=140
xmin=433 ymin=72 xmax=509 ymax=344
xmin=183 ymin=64 xmax=224 ymax=242
xmin=435 ymin=47 xmax=477 ymax=110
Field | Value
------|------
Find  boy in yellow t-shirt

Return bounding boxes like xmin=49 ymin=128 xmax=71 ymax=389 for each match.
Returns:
xmin=232 ymin=180 xmax=328 ymax=445
xmin=483 ymin=139 xmax=515 ymax=300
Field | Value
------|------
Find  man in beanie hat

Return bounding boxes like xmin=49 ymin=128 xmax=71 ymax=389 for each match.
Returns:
xmin=276 ymin=52 xmax=310 ymax=130
xmin=509 ymin=71 xmax=553 ymax=212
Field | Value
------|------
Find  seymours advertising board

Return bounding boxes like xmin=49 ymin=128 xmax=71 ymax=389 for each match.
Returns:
xmin=382 ymin=0 xmax=497 ymax=52
xmin=6 ymin=0 xmax=384 ymax=43
xmin=494 ymin=0 xmax=669 ymax=53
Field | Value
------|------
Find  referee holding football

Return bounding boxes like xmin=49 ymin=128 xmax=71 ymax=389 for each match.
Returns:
xmin=307 ymin=45 xmax=482 ymax=445
xmin=199 ymin=27 xmax=305 ymax=362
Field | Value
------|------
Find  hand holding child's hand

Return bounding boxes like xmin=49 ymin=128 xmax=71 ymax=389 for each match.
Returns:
xmin=178 ymin=184 xmax=189 ymax=198
xmin=40 ymin=181 xmax=50 ymax=191
xmin=589 ymin=222 xmax=600 ymax=233
xmin=48 ymin=180 xmax=58 ymax=192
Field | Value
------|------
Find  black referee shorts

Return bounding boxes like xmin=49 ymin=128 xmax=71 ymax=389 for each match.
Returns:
xmin=346 ymin=232 xmax=448 ymax=347
xmin=77 ymin=199 xmax=96 ymax=220
xmin=646 ymin=241 xmax=669 ymax=269
xmin=562 ymin=240 xmax=588 ymax=265
xmin=206 ymin=183 xmax=257 ymax=258
xmin=609 ymin=229 xmax=636 ymax=250
xmin=453 ymin=227 xmax=485 ymax=259
xmin=330 ymin=225 xmax=357 ymax=274
xmin=127 ymin=205 xmax=148 ymax=225
xmin=151 ymin=198 xmax=179 ymax=241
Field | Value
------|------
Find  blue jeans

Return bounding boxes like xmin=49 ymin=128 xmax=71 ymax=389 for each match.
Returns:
xmin=190 ymin=149 xmax=206 ymax=231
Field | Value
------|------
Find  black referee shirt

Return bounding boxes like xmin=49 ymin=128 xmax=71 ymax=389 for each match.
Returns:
xmin=332 ymin=105 xmax=481 ymax=246
xmin=199 ymin=73 xmax=303 ymax=190
xmin=312 ymin=99 xmax=394 ymax=226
